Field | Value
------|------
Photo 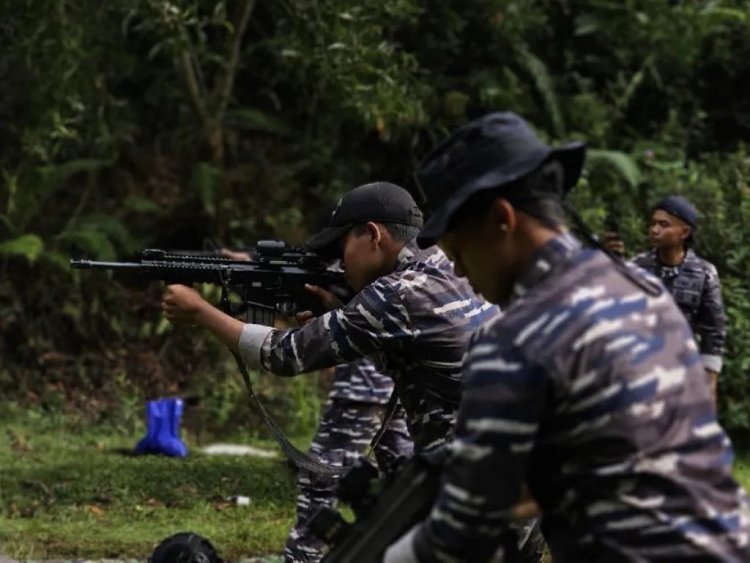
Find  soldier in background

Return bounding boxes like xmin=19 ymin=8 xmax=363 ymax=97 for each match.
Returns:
xmin=604 ymin=195 xmax=726 ymax=407
xmin=283 ymin=359 xmax=413 ymax=562
xmin=384 ymin=112 xmax=750 ymax=562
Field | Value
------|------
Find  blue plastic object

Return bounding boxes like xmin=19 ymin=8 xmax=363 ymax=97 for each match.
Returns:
xmin=134 ymin=397 xmax=188 ymax=457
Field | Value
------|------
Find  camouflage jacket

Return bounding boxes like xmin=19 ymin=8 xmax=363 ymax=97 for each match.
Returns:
xmin=328 ymin=359 xmax=394 ymax=404
xmin=411 ymin=234 xmax=749 ymax=562
xmin=239 ymin=244 xmax=498 ymax=451
xmin=632 ymin=248 xmax=726 ymax=372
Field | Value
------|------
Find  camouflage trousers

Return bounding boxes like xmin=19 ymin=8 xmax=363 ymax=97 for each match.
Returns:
xmin=283 ymin=397 xmax=413 ymax=563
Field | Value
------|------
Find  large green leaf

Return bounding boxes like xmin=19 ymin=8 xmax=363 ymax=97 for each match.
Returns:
xmin=515 ymin=44 xmax=564 ymax=137
xmin=64 ymin=230 xmax=117 ymax=260
xmin=586 ymin=149 xmax=642 ymax=189
xmin=700 ymin=4 xmax=748 ymax=27
xmin=0 ymin=234 xmax=44 ymax=262
xmin=61 ymin=214 xmax=136 ymax=259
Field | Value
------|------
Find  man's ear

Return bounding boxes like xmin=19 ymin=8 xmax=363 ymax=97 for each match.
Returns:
xmin=489 ymin=198 xmax=516 ymax=234
xmin=366 ymin=221 xmax=382 ymax=246
xmin=681 ymin=225 xmax=692 ymax=242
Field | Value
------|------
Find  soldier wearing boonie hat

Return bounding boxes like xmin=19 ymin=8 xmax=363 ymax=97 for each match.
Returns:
xmin=383 ymin=112 xmax=750 ymax=563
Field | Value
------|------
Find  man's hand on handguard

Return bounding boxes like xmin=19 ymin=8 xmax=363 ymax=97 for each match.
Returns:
xmin=305 ymin=283 xmax=342 ymax=310
xmin=294 ymin=284 xmax=342 ymax=327
xmin=161 ymin=284 xmax=245 ymax=352
xmin=295 ymin=310 xmax=316 ymax=327
xmin=162 ymin=284 xmax=211 ymax=325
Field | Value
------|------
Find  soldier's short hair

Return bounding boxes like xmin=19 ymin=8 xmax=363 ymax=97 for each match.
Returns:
xmin=351 ymin=222 xmax=421 ymax=244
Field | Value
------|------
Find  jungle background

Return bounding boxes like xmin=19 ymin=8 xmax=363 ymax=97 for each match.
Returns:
xmin=2 ymin=0 xmax=750 ymax=558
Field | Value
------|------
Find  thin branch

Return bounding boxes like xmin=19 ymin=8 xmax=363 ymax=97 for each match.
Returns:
xmin=54 ymin=169 xmax=98 ymax=242
xmin=177 ymin=37 xmax=211 ymax=132
xmin=155 ymin=0 xmax=211 ymax=131
xmin=214 ymin=0 xmax=256 ymax=119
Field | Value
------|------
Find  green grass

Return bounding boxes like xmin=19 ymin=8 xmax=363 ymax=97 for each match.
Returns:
xmin=0 ymin=408 xmax=298 ymax=560
xmin=2 ymin=408 xmax=750 ymax=561
xmin=734 ymin=453 xmax=750 ymax=488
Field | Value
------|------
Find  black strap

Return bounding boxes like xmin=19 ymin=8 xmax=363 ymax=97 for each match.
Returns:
xmin=217 ymin=273 xmax=348 ymax=476
xmin=225 ymin=284 xmax=401 ymax=477
xmin=231 ymin=350 xmax=348 ymax=477
xmin=232 ymin=348 xmax=408 ymax=478
xmin=363 ymin=391 xmax=400 ymax=459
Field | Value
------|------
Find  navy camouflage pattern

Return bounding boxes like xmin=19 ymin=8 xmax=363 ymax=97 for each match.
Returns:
xmin=327 ymin=356 xmax=393 ymax=404
xmin=284 ymin=369 xmax=413 ymax=563
xmin=259 ymin=244 xmax=499 ymax=451
xmin=632 ymin=248 xmax=726 ymax=372
xmin=412 ymin=234 xmax=750 ymax=562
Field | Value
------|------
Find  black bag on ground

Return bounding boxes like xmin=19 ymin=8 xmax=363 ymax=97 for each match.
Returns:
xmin=150 ymin=532 xmax=223 ymax=563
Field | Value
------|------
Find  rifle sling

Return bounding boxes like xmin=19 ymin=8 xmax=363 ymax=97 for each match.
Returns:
xmin=363 ymin=390 xmax=400 ymax=459
xmin=231 ymin=350 xmax=347 ymax=477
xmin=232 ymin=350 xmax=402 ymax=478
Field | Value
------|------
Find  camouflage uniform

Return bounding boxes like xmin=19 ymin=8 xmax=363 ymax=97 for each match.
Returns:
xmin=406 ymin=234 xmax=750 ymax=562
xmin=239 ymin=244 xmax=499 ymax=452
xmin=632 ymin=248 xmax=726 ymax=373
xmin=284 ymin=359 xmax=413 ymax=563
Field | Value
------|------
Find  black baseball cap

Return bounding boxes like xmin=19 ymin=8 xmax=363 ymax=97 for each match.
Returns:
xmin=416 ymin=112 xmax=585 ymax=248
xmin=305 ymin=182 xmax=424 ymax=255
xmin=654 ymin=195 xmax=698 ymax=244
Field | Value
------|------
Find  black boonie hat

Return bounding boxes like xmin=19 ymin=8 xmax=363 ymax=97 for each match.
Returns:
xmin=416 ymin=112 xmax=586 ymax=248
xmin=306 ymin=182 xmax=423 ymax=255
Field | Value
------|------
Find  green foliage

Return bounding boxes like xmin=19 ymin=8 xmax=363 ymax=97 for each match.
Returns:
xmin=586 ymin=149 xmax=642 ymax=189
xmin=0 ymin=234 xmax=44 ymax=262
xmin=269 ymin=0 xmax=426 ymax=136
xmin=2 ymin=0 xmax=750 ymax=433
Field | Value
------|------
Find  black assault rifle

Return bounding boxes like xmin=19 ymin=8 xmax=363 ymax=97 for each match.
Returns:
xmin=311 ymin=447 xmax=531 ymax=562
xmin=310 ymin=449 xmax=447 ymax=563
xmin=72 ymin=240 xmax=358 ymax=476
xmin=70 ymin=240 xmax=347 ymax=323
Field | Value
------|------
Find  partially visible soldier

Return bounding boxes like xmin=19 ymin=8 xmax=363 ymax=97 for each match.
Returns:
xmin=384 ymin=112 xmax=750 ymax=562
xmin=604 ymin=196 xmax=726 ymax=406
xmin=284 ymin=359 xmax=413 ymax=563
xmin=219 ymin=239 xmax=413 ymax=563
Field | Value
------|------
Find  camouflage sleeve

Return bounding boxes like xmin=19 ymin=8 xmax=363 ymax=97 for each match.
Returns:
xmin=695 ymin=264 xmax=726 ymax=373
xmin=259 ymin=278 xmax=414 ymax=376
xmin=412 ymin=331 xmax=547 ymax=561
